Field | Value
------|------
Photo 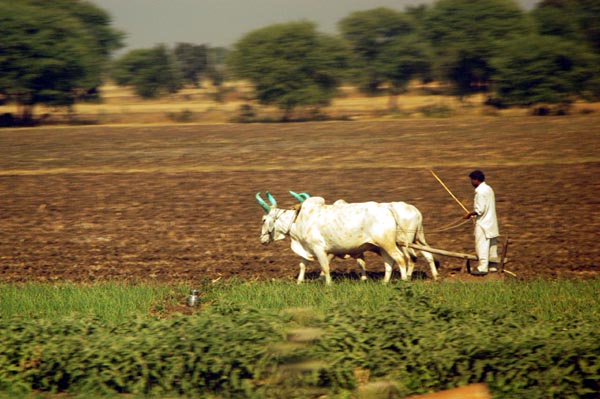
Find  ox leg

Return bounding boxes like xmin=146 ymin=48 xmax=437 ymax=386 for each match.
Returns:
xmin=383 ymin=246 xmax=408 ymax=282
xmin=398 ymin=253 xmax=409 ymax=281
xmin=381 ymin=250 xmax=407 ymax=283
xmin=315 ymin=252 xmax=333 ymax=285
xmin=356 ymin=255 xmax=368 ymax=281
xmin=421 ymin=250 xmax=439 ymax=280
xmin=297 ymin=258 xmax=310 ymax=284
xmin=402 ymin=246 xmax=417 ymax=279
xmin=317 ymin=254 xmax=336 ymax=281
xmin=415 ymin=228 xmax=439 ymax=280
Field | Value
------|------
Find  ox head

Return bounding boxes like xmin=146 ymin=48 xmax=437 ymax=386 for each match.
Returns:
xmin=256 ymin=191 xmax=285 ymax=244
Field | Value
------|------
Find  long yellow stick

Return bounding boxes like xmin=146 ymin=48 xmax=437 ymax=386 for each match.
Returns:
xmin=429 ymin=169 xmax=470 ymax=214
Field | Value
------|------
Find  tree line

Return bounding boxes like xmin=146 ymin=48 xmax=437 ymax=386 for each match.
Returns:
xmin=1 ymin=0 xmax=599 ymax=123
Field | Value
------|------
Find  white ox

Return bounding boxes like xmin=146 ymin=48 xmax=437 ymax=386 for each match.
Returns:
xmin=257 ymin=192 xmax=436 ymax=284
xmin=332 ymin=199 xmax=438 ymax=281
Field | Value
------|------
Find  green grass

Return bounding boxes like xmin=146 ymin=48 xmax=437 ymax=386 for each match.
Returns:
xmin=2 ymin=278 xmax=598 ymax=324
xmin=206 ymin=278 xmax=600 ymax=323
xmin=0 ymin=282 xmax=179 ymax=323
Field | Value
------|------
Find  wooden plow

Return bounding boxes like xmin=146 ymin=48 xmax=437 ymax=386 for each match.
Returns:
xmin=399 ymin=235 xmax=514 ymax=277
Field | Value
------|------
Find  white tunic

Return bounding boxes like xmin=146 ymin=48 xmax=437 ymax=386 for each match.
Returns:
xmin=473 ymin=182 xmax=499 ymax=238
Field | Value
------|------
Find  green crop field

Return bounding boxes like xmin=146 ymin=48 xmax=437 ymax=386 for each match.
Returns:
xmin=1 ymin=279 xmax=599 ymax=398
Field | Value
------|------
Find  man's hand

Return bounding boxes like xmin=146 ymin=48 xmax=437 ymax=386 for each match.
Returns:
xmin=464 ymin=211 xmax=476 ymax=219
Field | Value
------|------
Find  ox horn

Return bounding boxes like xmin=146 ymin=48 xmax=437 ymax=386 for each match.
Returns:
xmin=266 ymin=191 xmax=277 ymax=207
xmin=256 ymin=192 xmax=270 ymax=212
xmin=289 ymin=191 xmax=305 ymax=202
xmin=289 ymin=191 xmax=311 ymax=202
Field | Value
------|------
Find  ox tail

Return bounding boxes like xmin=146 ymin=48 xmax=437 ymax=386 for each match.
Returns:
xmin=415 ymin=220 xmax=439 ymax=270
xmin=415 ymin=222 xmax=428 ymax=247
xmin=387 ymin=204 xmax=418 ymax=261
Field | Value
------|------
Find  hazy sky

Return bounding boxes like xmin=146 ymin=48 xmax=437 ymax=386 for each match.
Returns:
xmin=90 ymin=0 xmax=541 ymax=51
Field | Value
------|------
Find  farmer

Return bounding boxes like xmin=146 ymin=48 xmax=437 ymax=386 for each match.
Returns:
xmin=463 ymin=170 xmax=499 ymax=275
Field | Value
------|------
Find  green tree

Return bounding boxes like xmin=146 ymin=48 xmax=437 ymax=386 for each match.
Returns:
xmin=0 ymin=0 xmax=123 ymax=122
xmin=423 ymin=0 xmax=531 ymax=97
xmin=577 ymin=0 xmax=600 ymax=54
xmin=24 ymin=0 xmax=123 ymax=99
xmin=227 ymin=21 xmax=349 ymax=120
xmin=490 ymin=34 xmax=599 ymax=107
xmin=338 ymin=7 xmax=417 ymax=93
xmin=530 ymin=0 xmax=600 ymax=99
xmin=206 ymin=46 xmax=229 ymax=86
xmin=531 ymin=0 xmax=583 ymax=41
xmin=376 ymin=35 xmax=432 ymax=110
xmin=174 ymin=43 xmax=208 ymax=87
xmin=532 ymin=0 xmax=600 ymax=54
xmin=111 ymin=45 xmax=182 ymax=99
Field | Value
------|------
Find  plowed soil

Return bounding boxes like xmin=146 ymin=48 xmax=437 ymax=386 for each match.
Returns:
xmin=1 ymin=116 xmax=599 ymax=284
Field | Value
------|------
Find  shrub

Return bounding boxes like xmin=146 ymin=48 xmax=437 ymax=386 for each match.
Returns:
xmin=1 ymin=283 xmax=598 ymax=398
xmin=166 ymin=109 xmax=195 ymax=123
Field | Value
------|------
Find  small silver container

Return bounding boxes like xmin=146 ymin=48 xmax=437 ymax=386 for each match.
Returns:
xmin=186 ymin=289 xmax=200 ymax=307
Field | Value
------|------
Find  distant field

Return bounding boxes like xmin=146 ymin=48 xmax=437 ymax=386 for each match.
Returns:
xmin=2 ymin=82 xmax=600 ymax=125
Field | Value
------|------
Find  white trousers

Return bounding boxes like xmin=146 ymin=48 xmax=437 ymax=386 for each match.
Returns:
xmin=475 ymin=225 xmax=498 ymax=272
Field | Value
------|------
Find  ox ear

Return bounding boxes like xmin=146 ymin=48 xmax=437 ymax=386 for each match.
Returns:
xmin=266 ymin=191 xmax=277 ymax=207
xmin=255 ymin=192 xmax=270 ymax=213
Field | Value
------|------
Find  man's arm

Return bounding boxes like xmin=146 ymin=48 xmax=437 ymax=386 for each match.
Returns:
xmin=463 ymin=210 xmax=477 ymax=219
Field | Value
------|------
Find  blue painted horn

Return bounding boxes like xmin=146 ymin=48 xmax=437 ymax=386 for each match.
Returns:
xmin=256 ymin=192 xmax=270 ymax=212
xmin=266 ymin=191 xmax=277 ymax=207
xmin=289 ymin=191 xmax=305 ymax=202
xmin=290 ymin=191 xmax=311 ymax=202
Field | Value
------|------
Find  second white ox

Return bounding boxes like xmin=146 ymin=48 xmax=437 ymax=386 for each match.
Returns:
xmin=332 ymin=199 xmax=438 ymax=282
xmin=257 ymin=192 xmax=437 ymax=284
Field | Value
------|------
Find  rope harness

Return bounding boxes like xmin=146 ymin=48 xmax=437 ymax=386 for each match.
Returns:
xmin=427 ymin=217 xmax=472 ymax=233
xmin=391 ymin=217 xmax=470 ymax=237
xmin=270 ymin=208 xmax=297 ymax=237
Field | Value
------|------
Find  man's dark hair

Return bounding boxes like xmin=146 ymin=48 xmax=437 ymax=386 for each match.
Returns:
xmin=469 ymin=170 xmax=485 ymax=181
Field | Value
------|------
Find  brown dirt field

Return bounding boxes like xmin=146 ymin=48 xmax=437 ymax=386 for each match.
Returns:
xmin=1 ymin=116 xmax=599 ymax=284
